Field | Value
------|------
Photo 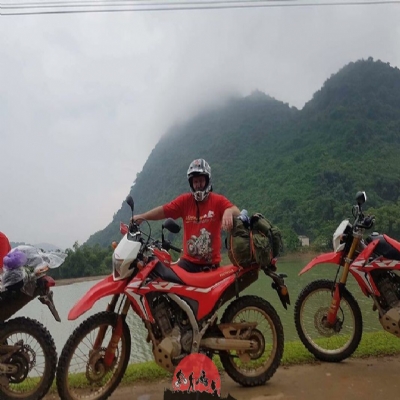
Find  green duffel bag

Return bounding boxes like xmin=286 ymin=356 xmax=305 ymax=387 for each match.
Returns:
xmin=226 ymin=216 xmax=254 ymax=268
xmin=251 ymin=212 xmax=284 ymax=261
xmin=226 ymin=212 xmax=283 ymax=269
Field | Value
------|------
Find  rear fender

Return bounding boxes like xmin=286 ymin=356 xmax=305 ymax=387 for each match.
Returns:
xmin=298 ymin=252 xmax=342 ymax=276
xmin=68 ymin=275 xmax=127 ymax=320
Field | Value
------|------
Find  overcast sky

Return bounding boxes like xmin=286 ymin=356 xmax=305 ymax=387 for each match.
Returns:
xmin=1 ymin=1 xmax=399 ymax=249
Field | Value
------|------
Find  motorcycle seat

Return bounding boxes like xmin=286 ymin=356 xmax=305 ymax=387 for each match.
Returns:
xmin=170 ymin=265 xmax=239 ymax=288
xmin=374 ymin=235 xmax=400 ymax=261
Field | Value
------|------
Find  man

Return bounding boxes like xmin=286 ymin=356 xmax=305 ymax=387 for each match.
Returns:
xmin=0 ymin=231 xmax=11 ymax=270
xmin=132 ymin=159 xmax=240 ymax=272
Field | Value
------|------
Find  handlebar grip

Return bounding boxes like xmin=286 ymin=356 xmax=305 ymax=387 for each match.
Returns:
xmin=359 ymin=215 xmax=375 ymax=229
xmin=129 ymin=221 xmax=139 ymax=233
xmin=170 ymin=244 xmax=182 ymax=253
xmin=162 ymin=240 xmax=182 ymax=253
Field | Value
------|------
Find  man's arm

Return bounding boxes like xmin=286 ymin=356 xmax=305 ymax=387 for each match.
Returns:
xmin=222 ymin=205 xmax=240 ymax=231
xmin=132 ymin=206 xmax=166 ymax=224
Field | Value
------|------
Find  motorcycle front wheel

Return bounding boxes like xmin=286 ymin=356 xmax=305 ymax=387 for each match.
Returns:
xmin=0 ymin=317 xmax=57 ymax=400
xmin=294 ymin=279 xmax=363 ymax=362
xmin=219 ymin=295 xmax=284 ymax=387
xmin=56 ymin=311 xmax=131 ymax=400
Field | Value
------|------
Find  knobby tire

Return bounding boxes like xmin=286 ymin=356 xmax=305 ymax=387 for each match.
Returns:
xmin=56 ymin=311 xmax=131 ymax=400
xmin=294 ymin=279 xmax=363 ymax=362
xmin=0 ymin=317 xmax=57 ymax=400
xmin=219 ymin=295 xmax=284 ymax=387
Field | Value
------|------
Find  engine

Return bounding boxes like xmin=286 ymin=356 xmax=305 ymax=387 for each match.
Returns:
xmin=373 ymin=270 xmax=400 ymax=338
xmin=373 ymin=270 xmax=400 ymax=309
xmin=151 ymin=295 xmax=193 ymax=371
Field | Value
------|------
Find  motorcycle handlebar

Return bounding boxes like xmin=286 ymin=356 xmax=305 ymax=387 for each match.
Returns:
xmin=170 ymin=244 xmax=182 ymax=253
xmin=163 ymin=240 xmax=182 ymax=253
xmin=356 ymin=215 xmax=375 ymax=230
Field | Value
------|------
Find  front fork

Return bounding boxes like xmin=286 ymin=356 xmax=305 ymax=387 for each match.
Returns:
xmin=327 ymin=234 xmax=361 ymax=325
xmin=93 ymin=294 xmax=131 ymax=368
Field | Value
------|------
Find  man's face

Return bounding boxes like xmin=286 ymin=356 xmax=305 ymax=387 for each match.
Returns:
xmin=192 ymin=175 xmax=206 ymax=191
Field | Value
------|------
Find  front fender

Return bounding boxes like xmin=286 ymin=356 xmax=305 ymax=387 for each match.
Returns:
xmin=68 ymin=275 xmax=127 ymax=320
xmin=298 ymin=252 xmax=342 ymax=276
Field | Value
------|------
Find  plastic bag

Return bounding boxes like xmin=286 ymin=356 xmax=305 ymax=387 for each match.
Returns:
xmin=1 ymin=267 xmax=26 ymax=290
xmin=1 ymin=245 xmax=67 ymax=294
xmin=10 ymin=245 xmax=67 ymax=270
xmin=1 ymin=248 xmax=27 ymax=291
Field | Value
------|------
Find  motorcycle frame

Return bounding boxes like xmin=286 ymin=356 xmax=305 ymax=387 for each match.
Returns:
xmin=68 ymin=248 xmax=290 ymax=368
xmin=68 ymin=261 xmax=259 ymax=320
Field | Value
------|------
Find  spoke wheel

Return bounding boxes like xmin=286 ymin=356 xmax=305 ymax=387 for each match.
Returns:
xmin=219 ymin=295 xmax=284 ymax=387
xmin=0 ymin=317 xmax=57 ymax=400
xmin=294 ymin=279 xmax=363 ymax=362
xmin=56 ymin=312 xmax=131 ymax=400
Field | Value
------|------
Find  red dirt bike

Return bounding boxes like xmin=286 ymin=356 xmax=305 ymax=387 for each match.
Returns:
xmin=294 ymin=191 xmax=400 ymax=362
xmin=56 ymin=195 xmax=291 ymax=400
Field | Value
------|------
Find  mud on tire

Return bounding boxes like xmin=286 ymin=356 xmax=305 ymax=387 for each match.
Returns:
xmin=0 ymin=317 xmax=57 ymax=400
xmin=56 ymin=311 xmax=131 ymax=400
xmin=219 ymin=295 xmax=284 ymax=387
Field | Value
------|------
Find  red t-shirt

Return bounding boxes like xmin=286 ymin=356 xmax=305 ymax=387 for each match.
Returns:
xmin=0 ymin=232 xmax=11 ymax=269
xmin=163 ymin=192 xmax=233 ymax=265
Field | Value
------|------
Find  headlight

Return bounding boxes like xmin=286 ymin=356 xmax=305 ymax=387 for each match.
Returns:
xmin=112 ymin=253 xmax=124 ymax=277
xmin=332 ymin=219 xmax=350 ymax=252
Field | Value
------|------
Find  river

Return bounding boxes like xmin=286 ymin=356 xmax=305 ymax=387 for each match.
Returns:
xmin=12 ymin=254 xmax=383 ymax=365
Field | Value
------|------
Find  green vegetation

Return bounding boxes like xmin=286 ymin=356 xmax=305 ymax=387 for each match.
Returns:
xmin=59 ymin=57 xmax=400 ymax=278
xmin=49 ymin=241 xmax=113 ymax=279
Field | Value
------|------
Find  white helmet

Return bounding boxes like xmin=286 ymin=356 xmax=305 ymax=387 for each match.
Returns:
xmin=187 ymin=159 xmax=212 ymax=202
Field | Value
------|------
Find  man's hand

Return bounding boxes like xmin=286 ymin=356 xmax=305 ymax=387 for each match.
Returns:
xmin=131 ymin=215 xmax=143 ymax=225
xmin=222 ymin=209 xmax=233 ymax=231
xmin=129 ymin=206 xmax=165 ymax=225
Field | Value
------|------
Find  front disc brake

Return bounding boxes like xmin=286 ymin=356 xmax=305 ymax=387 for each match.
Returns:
xmin=314 ymin=307 xmax=336 ymax=337
xmin=86 ymin=347 xmax=118 ymax=383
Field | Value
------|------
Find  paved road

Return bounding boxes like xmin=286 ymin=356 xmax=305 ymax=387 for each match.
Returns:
xmin=46 ymin=355 xmax=400 ymax=400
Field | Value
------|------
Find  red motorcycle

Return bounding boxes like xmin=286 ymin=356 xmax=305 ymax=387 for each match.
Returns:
xmin=295 ymin=191 xmax=400 ymax=362
xmin=56 ymin=195 xmax=290 ymax=400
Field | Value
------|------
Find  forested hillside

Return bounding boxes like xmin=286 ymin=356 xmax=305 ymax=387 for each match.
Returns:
xmin=85 ymin=57 xmax=400 ymax=256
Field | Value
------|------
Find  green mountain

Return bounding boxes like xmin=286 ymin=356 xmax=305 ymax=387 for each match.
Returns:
xmin=86 ymin=57 xmax=400 ymax=252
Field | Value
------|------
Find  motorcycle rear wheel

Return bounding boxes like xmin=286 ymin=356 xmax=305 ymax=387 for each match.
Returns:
xmin=294 ymin=279 xmax=363 ymax=362
xmin=0 ymin=317 xmax=57 ymax=400
xmin=56 ymin=312 xmax=131 ymax=400
xmin=219 ymin=295 xmax=284 ymax=387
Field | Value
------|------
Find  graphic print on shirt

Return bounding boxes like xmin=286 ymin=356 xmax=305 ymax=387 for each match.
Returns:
xmin=186 ymin=210 xmax=215 ymax=224
xmin=187 ymin=228 xmax=213 ymax=263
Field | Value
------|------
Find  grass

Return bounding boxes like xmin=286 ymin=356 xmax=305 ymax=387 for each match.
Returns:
xmin=282 ymin=330 xmax=400 ymax=364
xmin=45 ymin=330 xmax=400 ymax=394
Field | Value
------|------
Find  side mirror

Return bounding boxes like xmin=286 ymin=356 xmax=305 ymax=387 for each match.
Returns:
xmin=355 ymin=191 xmax=367 ymax=206
xmin=126 ymin=195 xmax=134 ymax=212
xmin=162 ymin=218 xmax=181 ymax=234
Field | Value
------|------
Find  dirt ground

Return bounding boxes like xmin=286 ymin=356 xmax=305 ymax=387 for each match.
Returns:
xmin=46 ymin=354 xmax=400 ymax=400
